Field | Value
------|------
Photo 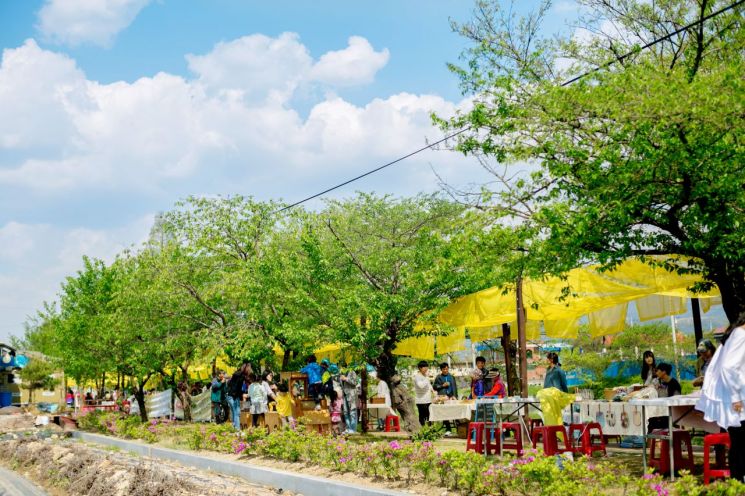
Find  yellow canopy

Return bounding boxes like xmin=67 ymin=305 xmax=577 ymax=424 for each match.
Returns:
xmin=392 ymin=258 xmax=721 ymax=359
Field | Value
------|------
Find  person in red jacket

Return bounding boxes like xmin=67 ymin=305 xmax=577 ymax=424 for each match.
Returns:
xmin=484 ymin=369 xmax=506 ymax=398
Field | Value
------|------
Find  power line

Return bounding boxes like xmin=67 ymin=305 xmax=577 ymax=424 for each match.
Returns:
xmin=278 ymin=0 xmax=744 ymax=212
xmin=275 ymin=127 xmax=472 ymax=213
xmin=562 ymin=0 xmax=745 ymax=85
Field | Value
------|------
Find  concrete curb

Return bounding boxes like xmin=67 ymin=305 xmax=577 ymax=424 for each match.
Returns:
xmin=71 ymin=431 xmax=406 ymax=496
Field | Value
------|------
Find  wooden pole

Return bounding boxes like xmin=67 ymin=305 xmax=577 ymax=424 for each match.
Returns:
xmin=691 ymin=298 xmax=704 ymax=346
xmin=516 ymin=276 xmax=528 ymax=398
xmin=500 ymin=323 xmax=516 ymax=396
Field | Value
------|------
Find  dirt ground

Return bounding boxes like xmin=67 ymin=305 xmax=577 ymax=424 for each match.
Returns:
xmin=2 ymin=436 xmax=296 ymax=496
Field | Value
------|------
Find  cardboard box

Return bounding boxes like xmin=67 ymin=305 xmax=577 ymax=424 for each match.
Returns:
xmin=304 ymin=410 xmax=331 ymax=425
xmin=370 ymin=397 xmax=386 ymax=404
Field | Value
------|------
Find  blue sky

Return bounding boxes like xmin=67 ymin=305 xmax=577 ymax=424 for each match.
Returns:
xmin=0 ymin=0 xmax=724 ymax=343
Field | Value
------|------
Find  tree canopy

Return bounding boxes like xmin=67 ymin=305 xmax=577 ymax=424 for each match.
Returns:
xmin=437 ymin=0 xmax=745 ymax=320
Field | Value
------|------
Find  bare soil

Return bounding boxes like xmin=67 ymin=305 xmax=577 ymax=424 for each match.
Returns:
xmin=1 ymin=437 xmax=296 ymax=496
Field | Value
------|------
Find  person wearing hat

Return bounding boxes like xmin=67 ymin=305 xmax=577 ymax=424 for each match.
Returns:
xmin=693 ymin=340 xmax=717 ymax=387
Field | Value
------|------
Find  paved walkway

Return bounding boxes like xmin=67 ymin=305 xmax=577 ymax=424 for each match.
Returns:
xmin=0 ymin=465 xmax=47 ymax=496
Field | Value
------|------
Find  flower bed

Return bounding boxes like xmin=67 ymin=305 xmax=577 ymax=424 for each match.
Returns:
xmin=78 ymin=412 xmax=744 ymax=496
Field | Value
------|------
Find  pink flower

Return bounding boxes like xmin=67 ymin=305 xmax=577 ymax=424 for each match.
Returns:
xmin=234 ymin=441 xmax=247 ymax=454
xmin=388 ymin=441 xmax=401 ymax=450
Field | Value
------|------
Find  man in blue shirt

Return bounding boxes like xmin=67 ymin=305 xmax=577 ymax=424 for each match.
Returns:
xmin=300 ymin=354 xmax=324 ymax=410
xmin=434 ymin=363 xmax=458 ymax=436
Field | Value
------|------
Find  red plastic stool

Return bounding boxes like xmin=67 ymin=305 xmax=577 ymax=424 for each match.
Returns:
xmin=466 ymin=422 xmax=486 ymax=453
xmin=568 ymin=422 xmax=606 ymax=457
xmin=500 ymin=422 xmax=525 ymax=455
xmin=648 ymin=430 xmax=694 ymax=475
xmin=384 ymin=415 xmax=400 ymax=432
xmin=532 ymin=425 xmax=570 ymax=455
xmin=529 ymin=418 xmax=543 ymax=436
xmin=703 ymin=433 xmax=730 ymax=484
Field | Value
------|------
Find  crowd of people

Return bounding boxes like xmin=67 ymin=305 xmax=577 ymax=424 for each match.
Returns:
xmin=210 ymin=355 xmax=362 ymax=435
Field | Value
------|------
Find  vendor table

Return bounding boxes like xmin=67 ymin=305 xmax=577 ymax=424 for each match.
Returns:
xmin=571 ymin=400 xmax=667 ymax=437
xmin=429 ymin=402 xmax=475 ymax=422
xmin=629 ymin=394 xmax=702 ymax=481
xmin=475 ymin=397 xmax=541 ymax=455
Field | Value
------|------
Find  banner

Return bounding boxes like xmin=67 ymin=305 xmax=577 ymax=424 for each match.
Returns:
xmin=174 ymin=390 xmax=211 ymax=422
xmin=128 ymin=390 xmax=173 ymax=418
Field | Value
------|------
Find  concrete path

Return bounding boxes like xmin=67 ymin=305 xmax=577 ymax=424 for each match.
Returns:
xmin=0 ymin=465 xmax=48 ymax=496
xmin=73 ymin=431 xmax=406 ymax=496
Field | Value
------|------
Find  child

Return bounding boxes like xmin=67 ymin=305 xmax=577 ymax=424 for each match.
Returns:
xmin=247 ymin=373 xmax=267 ymax=428
xmin=275 ymin=382 xmax=295 ymax=427
xmin=300 ymin=354 xmax=324 ymax=410
xmin=329 ymin=390 xmax=343 ymax=435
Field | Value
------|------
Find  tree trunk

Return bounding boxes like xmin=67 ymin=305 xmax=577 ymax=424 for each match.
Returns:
xmin=28 ymin=387 xmax=34 ymax=404
xmin=710 ymin=266 xmax=745 ymax=323
xmin=360 ymin=367 xmax=369 ymax=433
xmin=135 ymin=383 xmax=148 ymax=422
xmin=375 ymin=349 xmax=420 ymax=434
xmin=282 ymin=350 xmax=291 ymax=371
xmin=178 ymin=367 xmax=192 ymax=422
xmin=100 ymin=371 xmax=106 ymax=398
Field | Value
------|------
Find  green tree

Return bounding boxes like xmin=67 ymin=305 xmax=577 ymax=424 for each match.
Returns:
xmin=19 ymin=358 xmax=59 ymax=403
xmin=300 ymin=193 xmax=489 ymax=432
xmin=438 ymin=0 xmax=745 ymax=321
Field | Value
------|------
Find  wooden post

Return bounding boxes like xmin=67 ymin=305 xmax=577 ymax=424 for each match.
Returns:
xmin=500 ymin=323 xmax=518 ymax=396
xmin=691 ymin=298 xmax=704 ymax=346
xmin=516 ymin=276 xmax=528 ymax=398
xmin=360 ymin=367 xmax=369 ymax=433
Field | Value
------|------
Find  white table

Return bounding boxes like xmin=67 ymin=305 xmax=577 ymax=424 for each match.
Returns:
xmin=429 ymin=402 xmax=475 ymax=422
xmin=628 ymin=394 xmax=701 ymax=480
xmin=475 ymin=397 xmax=542 ymax=455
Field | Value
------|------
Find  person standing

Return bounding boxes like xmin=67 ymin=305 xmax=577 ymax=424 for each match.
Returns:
xmin=340 ymin=367 xmax=359 ymax=434
xmin=696 ymin=313 xmax=745 ymax=482
xmin=470 ymin=356 xmax=487 ymax=398
xmin=413 ymin=361 xmax=434 ymax=427
xmin=248 ymin=373 xmax=268 ymax=428
xmin=210 ymin=370 xmax=228 ymax=424
xmin=300 ymin=355 xmax=323 ymax=410
xmin=433 ymin=363 xmax=458 ymax=436
xmin=227 ymin=364 xmax=249 ymax=430
xmin=543 ymin=352 xmax=568 ymax=393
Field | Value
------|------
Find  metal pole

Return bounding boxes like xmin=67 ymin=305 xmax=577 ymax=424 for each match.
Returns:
xmin=691 ymin=298 xmax=703 ymax=346
xmin=671 ymin=316 xmax=680 ymax=382
xmin=516 ymin=276 xmax=528 ymax=398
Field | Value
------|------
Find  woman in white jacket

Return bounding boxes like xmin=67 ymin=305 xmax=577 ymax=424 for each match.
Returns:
xmin=413 ymin=361 xmax=434 ymax=427
xmin=696 ymin=312 xmax=745 ymax=482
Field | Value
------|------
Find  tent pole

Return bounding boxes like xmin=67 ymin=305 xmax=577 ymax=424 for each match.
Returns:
xmin=671 ymin=316 xmax=680 ymax=382
xmin=691 ymin=298 xmax=703 ymax=345
xmin=516 ymin=276 xmax=528 ymax=398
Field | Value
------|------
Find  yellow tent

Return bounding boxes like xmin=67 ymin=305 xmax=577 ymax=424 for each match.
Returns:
xmin=392 ymin=258 xmax=721 ymax=359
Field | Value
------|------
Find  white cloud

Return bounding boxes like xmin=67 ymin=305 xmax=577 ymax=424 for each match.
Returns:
xmin=553 ymin=1 xmax=579 ymax=14
xmin=37 ymin=0 xmax=152 ymax=47
xmin=186 ymin=33 xmax=313 ymax=103
xmin=309 ymin=36 xmax=390 ymax=86
xmin=0 ymin=216 xmax=153 ymax=342
xmin=0 ymin=35 xmax=466 ymax=193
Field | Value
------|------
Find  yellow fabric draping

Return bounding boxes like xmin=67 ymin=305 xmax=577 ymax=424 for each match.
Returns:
xmin=392 ymin=335 xmax=435 ymax=360
xmin=439 ymin=257 xmax=720 ymax=338
xmin=588 ymin=303 xmax=627 ymax=337
xmin=436 ymin=327 xmax=466 ymax=354
xmin=635 ymin=294 xmax=687 ymax=322
xmin=468 ymin=326 xmax=502 ymax=342
xmin=543 ymin=318 xmax=580 ymax=338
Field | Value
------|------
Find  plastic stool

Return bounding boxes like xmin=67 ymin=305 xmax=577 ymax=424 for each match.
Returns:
xmin=384 ymin=415 xmax=400 ymax=432
xmin=568 ymin=422 xmax=606 ymax=456
xmin=532 ymin=425 xmax=570 ymax=455
xmin=501 ymin=422 xmax=524 ymax=456
xmin=648 ymin=430 xmax=694 ymax=475
xmin=703 ymin=433 xmax=730 ymax=484
xmin=529 ymin=418 xmax=543 ymax=436
xmin=466 ymin=422 xmax=486 ymax=453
